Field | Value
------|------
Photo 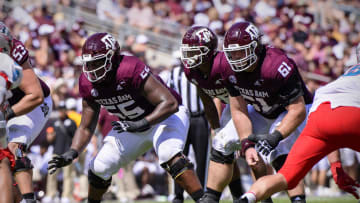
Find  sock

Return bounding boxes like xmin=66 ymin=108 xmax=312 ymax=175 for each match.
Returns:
xmin=22 ymin=193 xmax=35 ymax=200
xmin=88 ymin=198 xmax=101 ymax=203
xmin=190 ymin=189 xmax=204 ymax=201
xmin=229 ymin=178 xmax=244 ymax=199
xmin=241 ymin=192 xmax=256 ymax=203
xmin=290 ymin=195 xmax=306 ymax=203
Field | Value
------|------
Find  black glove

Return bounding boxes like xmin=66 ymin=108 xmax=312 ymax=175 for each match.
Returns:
xmin=111 ymin=118 xmax=150 ymax=133
xmin=248 ymin=130 xmax=283 ymax=156
xmin=48 ymin=149 xmax=78 ymax=175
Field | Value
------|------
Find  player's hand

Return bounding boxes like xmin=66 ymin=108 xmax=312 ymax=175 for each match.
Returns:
xmin=248 ymin=130 xmax=283 ymax=156
xmin=48 ymin=149 xmax=78 ymax=175
xmin=331 ymin=161 xmax=360 ymax=199
xmin=111 ymin=118 xmax=150 ymax=133
xmin=245 ymin=147 xmax=259 ymax=166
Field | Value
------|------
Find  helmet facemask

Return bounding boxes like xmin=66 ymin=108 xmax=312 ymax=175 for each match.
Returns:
xmin=224 ymin=41 xmax=258 ymax=72
xmin=82 ymin=49 xmax=114 ymax=83
xmin=180 ymin=44 xmax=210 ymax=69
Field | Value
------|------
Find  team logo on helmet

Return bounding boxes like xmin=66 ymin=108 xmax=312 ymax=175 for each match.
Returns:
xmin=196 ymin=28 xmax=212 ymax=43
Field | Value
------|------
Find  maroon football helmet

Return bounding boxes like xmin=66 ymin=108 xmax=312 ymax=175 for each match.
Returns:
xmin=82 ymin=33 xmax=120 ymax=82
xmin=181 ymin=26 xmax=218 ymax=69
xmin=223 ymin=21 xmax=261 ymax=72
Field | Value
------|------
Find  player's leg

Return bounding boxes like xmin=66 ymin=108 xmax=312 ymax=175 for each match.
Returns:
xmin=88 ymin=130 xmax=152 ymax=203
xmin=156 ymin=106 xmax=203 ymax=202
xmin=173 ymin=121 xmax=191 ymax=203
xmin=7 ymin=96 xmax=52 ymax=203
xmin=202 ymin=105 xmax=245 ymax=203
xmin=0 ymin=156 xmax=14 ymax=203
xmin=229 ymin=162 xmax=244 ymax=201
xmin=240 ymin=103 xmax=338 ymax=202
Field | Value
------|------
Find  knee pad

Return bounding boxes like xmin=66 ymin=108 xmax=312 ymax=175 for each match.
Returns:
xmin=160 ymin=153 xmax=194 ymax=180
xmin=13 ymin=144 xmax=33 ymax=173
xmin=13 ymin=156 xmax=33 ymax=173
xmin=210 ymin=148 xmax=234 ymax=164
xmin=272 ymin=154 xmax=288 ymax=172
xmin=88 ymin=169 xmax=112 ymax=189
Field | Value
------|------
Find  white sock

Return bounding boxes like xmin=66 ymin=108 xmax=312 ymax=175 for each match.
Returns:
xmin=241 ymin=192 xmax=257 ymax=203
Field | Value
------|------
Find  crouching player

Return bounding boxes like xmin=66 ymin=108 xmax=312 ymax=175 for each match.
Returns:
xmin=240 ymin=63 xmax=360 ymax=202
xmin=0 ymin=52 xmax=23 ymax=203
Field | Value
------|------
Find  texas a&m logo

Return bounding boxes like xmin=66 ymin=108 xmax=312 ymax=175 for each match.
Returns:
xmin=196 ymin=28 xmax=212 ymax=43
xmin=245 ymin=24 xmax=259 ymax=40
xmin=101 ymin=34 xmax=117 ymax=50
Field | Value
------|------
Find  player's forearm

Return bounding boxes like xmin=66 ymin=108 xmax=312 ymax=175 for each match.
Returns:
xmin=213 ymin=97 xmax=223 ymax=119
xmin=11 ymin=92 xmax=44 ymax=116
xmin=204 ymin=104 xmax=220 ymax=130
xmin=70 ymin=127 xmax=94 ymax=153
xmin=232 ymin=112 xmax=252 ymax=140
xmin=145 ymin=99 xmax=178 ymax=125
xmin=276 ymin=105 xmax=306 ymax=138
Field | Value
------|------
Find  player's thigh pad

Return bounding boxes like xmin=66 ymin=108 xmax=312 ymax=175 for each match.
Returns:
xmin=153 ymin=105 xmax=190 ymax=164
xmin=90 ymin=129 xmax=153 ymax=180
xmin=212 ymin=104 xmax=240 ymax=155
xmin=7 ymin=95 xmax=52 ymax=146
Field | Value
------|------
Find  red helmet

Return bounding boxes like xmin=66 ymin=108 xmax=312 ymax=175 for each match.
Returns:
xmin=181 ymin=26 xmax=218 ymax=69
xmin=223 ymin=22 xmax=261 ymax=72
xmin=0 ymin=22 xmax=13 ymax=55
xmin=82 ymin=33 xmax=120 ymax=82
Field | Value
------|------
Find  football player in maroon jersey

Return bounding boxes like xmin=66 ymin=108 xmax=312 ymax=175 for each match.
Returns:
xmin=48 ymin=33 xmax=204 ymax=203
xmin=222 ymin=21 xmax=313 ymax=203
xmin=181 ymin=26 xmax=263 ymax=203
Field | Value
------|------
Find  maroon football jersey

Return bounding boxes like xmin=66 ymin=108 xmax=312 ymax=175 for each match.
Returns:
xmin=222 ymin=46 xmax=313 ymax=119
xmin=8 ymin=39 xmax=50 ymax=105
xmin=184 ymin=52 xmax=229 ymax=104
xmin=79 ymin=55 xmax=181 ymax=121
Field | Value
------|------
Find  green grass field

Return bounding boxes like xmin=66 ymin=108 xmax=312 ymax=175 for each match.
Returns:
xmin=103 ymin=196 xmax=359 ymax=203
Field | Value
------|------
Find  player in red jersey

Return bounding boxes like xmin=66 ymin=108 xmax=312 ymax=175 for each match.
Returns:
xmin=239 ymin=64 xmax=360 ymax=202
xmin=0 ymin=52 xmax=23 ymax=203
xmin=0 ymin=22 xmax=52 ymax=203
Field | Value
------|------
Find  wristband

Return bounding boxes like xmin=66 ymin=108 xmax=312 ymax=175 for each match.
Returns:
xmin=68 ymin=148 xmax=79 ymax=159
xmin=271 ymin=130 xmax=284 ymax=142
xmin=138 ymin=118 xmax=151 ymax=132
xmin=5 ymin=107 xmax=16 ymax=120
xmin=240 ymin=138 xmax=255 ymax=157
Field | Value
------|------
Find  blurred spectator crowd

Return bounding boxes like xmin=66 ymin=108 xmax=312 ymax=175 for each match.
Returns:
xmin=1 ymin=0 xmax=360 ymax=202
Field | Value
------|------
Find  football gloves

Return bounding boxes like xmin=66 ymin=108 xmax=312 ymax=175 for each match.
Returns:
xmin=111 ymin=118 xmax=150 ymax=133
xmin=331 ymin=161 xmax=360 ymax=199
xmin=48 ymin=149 xmax=78 ymax=175
xmin=248 ymin=130 xmax=283 ymax=156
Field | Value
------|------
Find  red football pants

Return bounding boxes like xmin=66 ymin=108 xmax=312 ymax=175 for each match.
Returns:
xmin=279 ymin=102 xmax=360 ymax=189
xmin=0 ymin=148 xmax=15 ymax=169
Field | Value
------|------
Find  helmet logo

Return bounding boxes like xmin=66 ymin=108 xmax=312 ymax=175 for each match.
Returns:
xmin=196 ymin=28 xmax=212 ymax=43
xmin=245 ymin=24 xmax=259 ymax=40
xmin=101 ymin=34 xmax=116 ymax=50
